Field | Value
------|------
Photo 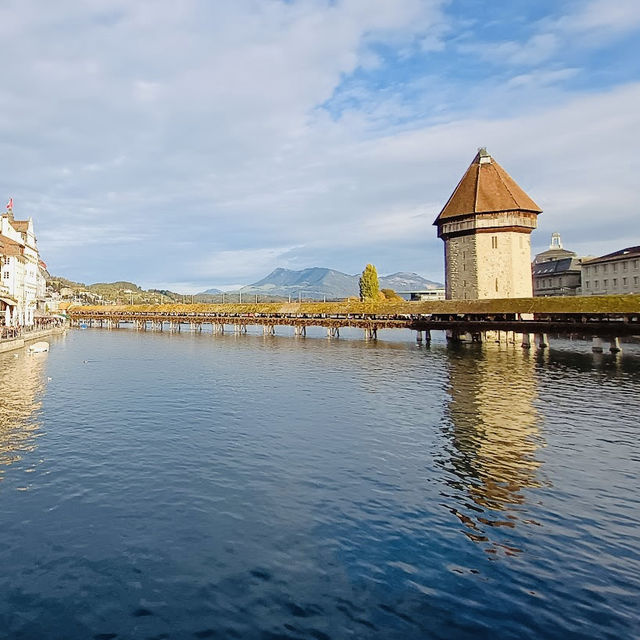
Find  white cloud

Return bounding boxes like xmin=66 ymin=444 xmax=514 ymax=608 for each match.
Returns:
xmin=560 ymin=0 xmax=640 ymax=36
xmin=195 ymin=246 xmax=302 ymax=281
xmin=0 ymin=1 xmax=638 ymax=291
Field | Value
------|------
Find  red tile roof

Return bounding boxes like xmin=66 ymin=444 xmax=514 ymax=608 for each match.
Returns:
xmin=10 ymin=220 xmax=29 ymax=232
xmin=434 ymin=149 xmax=542 ymax=224
xmin=0 ymin=234 xmax=24 ymax=256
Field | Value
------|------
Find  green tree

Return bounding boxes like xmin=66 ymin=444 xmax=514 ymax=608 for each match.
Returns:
xmin=359 ymin=264 xmax=380 ymax=301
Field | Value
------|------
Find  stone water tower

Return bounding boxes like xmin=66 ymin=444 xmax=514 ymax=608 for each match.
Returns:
xmin=434 ymin=148 xmax=542 ymax=300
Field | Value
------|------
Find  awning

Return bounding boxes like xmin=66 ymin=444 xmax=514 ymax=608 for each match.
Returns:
xmin=0 ymin=295 xmax=17 ymax=306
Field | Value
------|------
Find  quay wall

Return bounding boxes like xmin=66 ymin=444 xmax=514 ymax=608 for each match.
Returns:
xmin=0 ymin=326 xmax=66 ymax=354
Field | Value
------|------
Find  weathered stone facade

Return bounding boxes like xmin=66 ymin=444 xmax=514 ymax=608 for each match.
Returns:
xmin=435 ymin=149 xmax=541 ymax=300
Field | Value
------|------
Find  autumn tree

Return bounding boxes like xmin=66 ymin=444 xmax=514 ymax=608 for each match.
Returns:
xmin=359 ymin=264 xmax=380 ymax=301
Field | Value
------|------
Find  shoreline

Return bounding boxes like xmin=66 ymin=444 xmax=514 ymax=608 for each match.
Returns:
xmin=0 ymin=325 xmax=67 ymax=354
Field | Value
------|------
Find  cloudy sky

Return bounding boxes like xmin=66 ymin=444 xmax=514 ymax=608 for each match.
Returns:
xmin=1 ymin=0 xmax=639 ymax=292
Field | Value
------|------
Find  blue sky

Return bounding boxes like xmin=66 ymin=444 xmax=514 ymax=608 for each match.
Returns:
xmin=1 ymin=0 xmax=639 ymax=292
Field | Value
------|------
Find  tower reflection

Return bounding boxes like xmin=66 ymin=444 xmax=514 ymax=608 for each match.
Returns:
xmin=0 ymin=350 xmax=48 ymax=478
xmin=441 ymin=344 xmax=546 ymax=555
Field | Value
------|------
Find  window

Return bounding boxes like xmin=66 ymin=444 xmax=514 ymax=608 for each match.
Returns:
xmin=613 ymin=278 xmax=617 ymax=286
xmin=2 ymin=257 xmax=9 ymax=265
xmin=613 ymin=264 xmax=618 ymax=273
xmin=595 ymin=280 xmax=599 ymax=288
xmin=623 ymin=277 xmax=627 ymax=285
xmin=595 ymin=266 xmax=599 ymax=274
xmin=623 ymin=262 xmax=628 ymax=271
xmin=585 ymin=281 xmax=590 ymax=288
xmin=634 ymin=276 xmax=639 ymax=285
xmin=634 ymin=260 xmax=638 ymax=269
xmin=603 ymin=265 xmax=608 ymax=273
xmin=2 ymin=271 xmax=8 ymax=280
xmin=491 ymin=236 xmax=498 ymax=249
xmin=604 ymin=279 xmax=608 ymax=287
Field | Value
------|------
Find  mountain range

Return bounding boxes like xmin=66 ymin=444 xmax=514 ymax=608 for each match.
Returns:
xmin=199 ymin=268 xmax=442 ymax=301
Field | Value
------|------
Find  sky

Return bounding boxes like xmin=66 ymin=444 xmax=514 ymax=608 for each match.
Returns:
xmin=1 ymin=0 xmax=639 ymax=292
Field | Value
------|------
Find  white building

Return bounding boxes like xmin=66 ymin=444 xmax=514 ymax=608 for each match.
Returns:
xmin=581 ymin=246 xmax=640 ymax=296
xmin=0 ymin=204 xmax=46 ymax=327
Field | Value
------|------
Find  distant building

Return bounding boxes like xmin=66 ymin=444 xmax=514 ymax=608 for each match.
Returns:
xmin=0 ymin=204 xmax=46 ymax=326
xmin=434 ymin=148 xmax=542 ymax=300
xmin=581 ymin=246 xmax=640 ymax=296
xmin=403 ymin=288 xmax=446 ymax=301
xmin=532 ymin=233 xmax=583 ymax=296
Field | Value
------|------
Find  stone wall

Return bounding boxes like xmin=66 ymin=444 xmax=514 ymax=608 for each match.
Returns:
xmin=445 ymin=234 xmax=478 ymax=300
xmin=445 ymin=230 xmax=533 ymax=300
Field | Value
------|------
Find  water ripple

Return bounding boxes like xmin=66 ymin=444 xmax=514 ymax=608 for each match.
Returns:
xmin=0 ymin=331 xmax=639 ymax=639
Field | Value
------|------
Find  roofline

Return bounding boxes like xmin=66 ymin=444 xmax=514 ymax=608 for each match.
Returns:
xmin=582 ymin=247 xmax=640 ymax=264
xmin=433 ymin=208 xmax=542 ymax=226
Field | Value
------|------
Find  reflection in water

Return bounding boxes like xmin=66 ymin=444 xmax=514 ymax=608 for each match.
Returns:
xmin=0 ymin=350 xmax=48 ymax=478
xmin=441 ymin=344 xmax=545 ymax=556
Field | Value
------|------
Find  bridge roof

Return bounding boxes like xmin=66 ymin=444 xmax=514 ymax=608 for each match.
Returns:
xmin=434 ymin=149 xmax=542 ymax=224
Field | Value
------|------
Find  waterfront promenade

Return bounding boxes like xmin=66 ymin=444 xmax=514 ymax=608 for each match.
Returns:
xmin=0 ymin=324 xmax=66 ymax=354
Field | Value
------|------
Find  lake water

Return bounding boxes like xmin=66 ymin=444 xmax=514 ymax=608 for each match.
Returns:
xmin=1 ymin=327 xmax=639 ymax=639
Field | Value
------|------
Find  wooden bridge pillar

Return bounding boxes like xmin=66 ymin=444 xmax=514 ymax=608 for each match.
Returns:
xmin=536 ymin=333 xmax=549 ymax=349
xmin=610 ymin=337 xmax=621 ymax=353
xmin=293 ymin=325 xmax=306 ymax=337
xmin=592 ymin=337 xmax=603 ymax=353
xmin=263 ymin=325 xmax=275 ymax=336
xmin=327 ymin=327 xmax=339 ymax=338
xmin=365 ymin=327 xmax=377 ymax=341
xmin=521 ymin=333 xmax=532 ymax=349
xmin=416 ymin=330 xmax=423 ymax=344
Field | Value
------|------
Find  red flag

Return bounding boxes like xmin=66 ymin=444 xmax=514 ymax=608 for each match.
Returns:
xmin=6 ymin=197 xmax=12 ymax=210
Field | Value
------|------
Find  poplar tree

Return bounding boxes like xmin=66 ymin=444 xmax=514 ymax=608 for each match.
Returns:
xmin=359 ymin=264 xmax=380 ymax=301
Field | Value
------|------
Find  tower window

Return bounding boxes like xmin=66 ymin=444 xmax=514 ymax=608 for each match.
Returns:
xmin=495 ymin=278 xmax=499 ymax=292
xmin=491 ymin=236 xmax=498 ymax=249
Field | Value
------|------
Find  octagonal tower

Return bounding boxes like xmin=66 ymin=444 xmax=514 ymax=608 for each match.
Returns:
xmin=434 ymin=148 xmax=542 ymax=300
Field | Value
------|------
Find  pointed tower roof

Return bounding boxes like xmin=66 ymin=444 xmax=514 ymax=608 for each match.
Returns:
xmin=434 ymin=148 xmax=542 ymax=224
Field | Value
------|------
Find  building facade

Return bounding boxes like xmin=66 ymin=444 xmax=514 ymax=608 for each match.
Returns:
xmin=434 ymin=148 xmax=542 ymax=300
xmin=532 ymin=233 xmax=583 ymax=296
xmin=0 ymin=204 xmax=46 ymax=326
xmin=581 ymin=247 xmax=640 ymax=296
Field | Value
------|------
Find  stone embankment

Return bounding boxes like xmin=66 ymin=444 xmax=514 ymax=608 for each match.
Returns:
xmin=0 ymin=326 xmax=67 ymax=354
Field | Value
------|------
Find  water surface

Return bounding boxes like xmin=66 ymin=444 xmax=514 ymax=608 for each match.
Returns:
xmin=1 ymin=328 xmax=639 ymax=639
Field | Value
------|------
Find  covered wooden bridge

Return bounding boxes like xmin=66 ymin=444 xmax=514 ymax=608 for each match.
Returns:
xmin=67 ymin=295 xmax=640 ymax=352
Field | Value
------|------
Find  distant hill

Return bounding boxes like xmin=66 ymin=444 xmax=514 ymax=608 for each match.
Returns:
xmin=47 ymin=276 xmax=186 ymax=304
xmin=199 ymin=267 xmax=443 ymax=301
